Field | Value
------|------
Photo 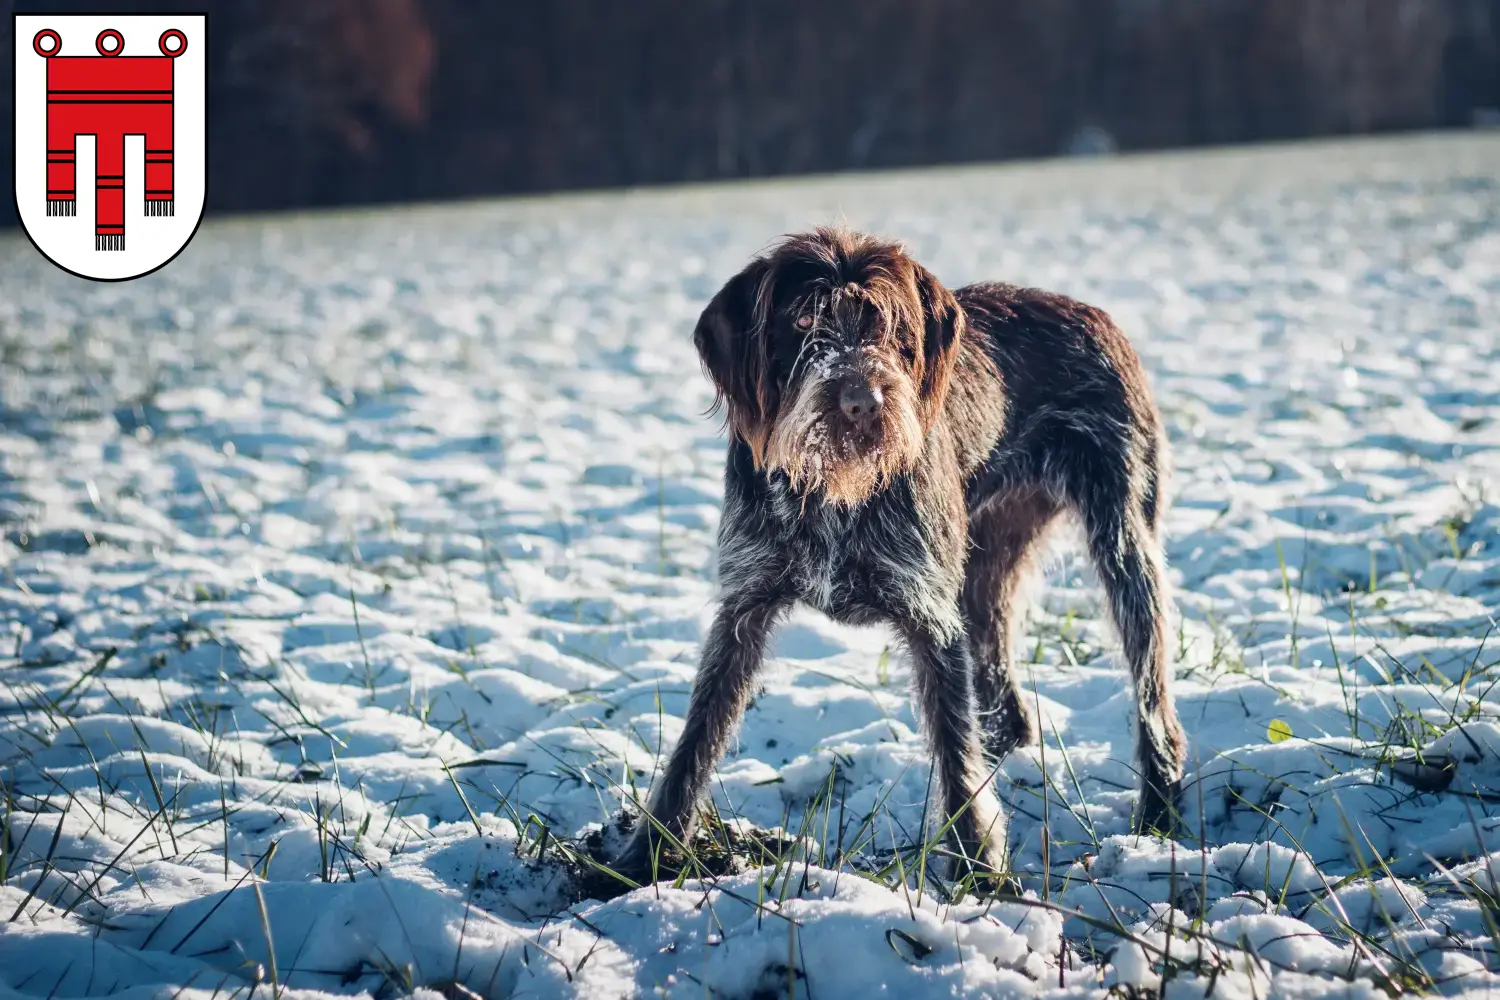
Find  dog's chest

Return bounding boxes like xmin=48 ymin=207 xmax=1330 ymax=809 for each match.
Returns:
xmin=767 ymin=481 xmax=930 ymax=621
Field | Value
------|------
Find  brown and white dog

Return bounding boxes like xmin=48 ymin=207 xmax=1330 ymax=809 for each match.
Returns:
xmin=615 ymin=227 xmax=1186 ymax=883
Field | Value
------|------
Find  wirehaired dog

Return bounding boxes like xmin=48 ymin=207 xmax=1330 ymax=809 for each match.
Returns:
xmin=615 ymin=227 xmax=1186 ymax=883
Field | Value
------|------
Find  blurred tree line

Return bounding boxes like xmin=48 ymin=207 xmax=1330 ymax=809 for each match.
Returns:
xmin=5 ymin=0 xmax=1499 ymax=225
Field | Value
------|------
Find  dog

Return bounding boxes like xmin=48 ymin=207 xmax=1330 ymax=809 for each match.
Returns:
xmin=613 ymin=227 xmax=1186 ymax=884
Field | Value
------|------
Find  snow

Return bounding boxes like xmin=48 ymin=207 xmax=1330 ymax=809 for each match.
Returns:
xmin=2 ymin=131 xmax=1500 ymax=998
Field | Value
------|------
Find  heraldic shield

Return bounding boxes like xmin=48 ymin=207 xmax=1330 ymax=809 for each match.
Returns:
xmin=13 ymin=14 xmax=207 ymax=281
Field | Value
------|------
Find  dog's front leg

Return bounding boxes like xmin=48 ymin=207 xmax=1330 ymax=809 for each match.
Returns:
xmin=902 ymin=623 xmax=1009 ymax=883
xmin=614 ymin=587 xmax=793 ymax=882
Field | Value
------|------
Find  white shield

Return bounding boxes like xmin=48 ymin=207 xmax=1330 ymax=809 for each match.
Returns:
xmin=13 ymin=13 xmax=207 ymax=282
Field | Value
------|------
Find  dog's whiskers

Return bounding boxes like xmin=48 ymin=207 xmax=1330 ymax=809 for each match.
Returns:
xmin=787 ymin=331 xmax=835 ymax=385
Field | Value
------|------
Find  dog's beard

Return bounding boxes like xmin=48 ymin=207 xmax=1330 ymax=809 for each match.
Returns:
xmin=763 ymin=367 xmax=924 ymax=508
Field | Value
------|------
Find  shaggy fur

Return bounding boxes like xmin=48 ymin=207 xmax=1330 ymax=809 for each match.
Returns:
xmin=614 ymin=228 xmax=1187 ymax=883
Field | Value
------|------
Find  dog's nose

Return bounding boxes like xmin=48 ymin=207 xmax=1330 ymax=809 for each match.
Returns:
xmin=839 ymin=383 xmax=883 ymax=424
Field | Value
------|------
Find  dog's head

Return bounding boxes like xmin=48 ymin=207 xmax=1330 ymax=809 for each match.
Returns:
xmin=693 ymin=227 xmax=965 ymax=508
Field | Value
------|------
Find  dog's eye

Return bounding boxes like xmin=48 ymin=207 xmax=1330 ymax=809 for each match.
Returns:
xmin=795 ymin=313 xmax=814 ymax=330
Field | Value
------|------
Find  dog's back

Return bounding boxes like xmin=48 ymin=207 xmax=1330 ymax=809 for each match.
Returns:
xmin=950 ymin=282 xmax=1167 ymax=527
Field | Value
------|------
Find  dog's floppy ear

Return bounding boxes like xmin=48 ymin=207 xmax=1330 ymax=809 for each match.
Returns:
xmin=912 ymin=262 xmax=965 ymax=425
xmin=693 ymin=258 xmax=777 ymax=464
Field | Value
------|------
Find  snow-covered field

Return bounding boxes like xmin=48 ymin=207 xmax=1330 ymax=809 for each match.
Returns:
xmin=3 ymin=132 xmax=1500 ymax=999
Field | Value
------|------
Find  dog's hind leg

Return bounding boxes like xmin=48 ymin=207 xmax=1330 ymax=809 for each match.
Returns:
xmin=902 ymin=622 xmax=1008 ymax=882
xmin=962 ymin=488 xmax=1061 ymax=760
xmin=614 ymin=587 xmax=792 ymax=881
xmin=1071 ymin=450 xmax=1186 ymax=835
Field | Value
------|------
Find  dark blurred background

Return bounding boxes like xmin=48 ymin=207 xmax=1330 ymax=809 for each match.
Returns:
xmin=6 ymin=0 xmax=1500 ymax=227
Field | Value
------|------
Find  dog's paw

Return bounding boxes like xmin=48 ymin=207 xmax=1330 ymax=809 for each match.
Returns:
xmin=607 ymin=834 xmax=665 ymax=884
xmin=949 ymin=858 xmax=1024 ymax=900
xmin=1132 ymin=779 xmax=1183 ymax=837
